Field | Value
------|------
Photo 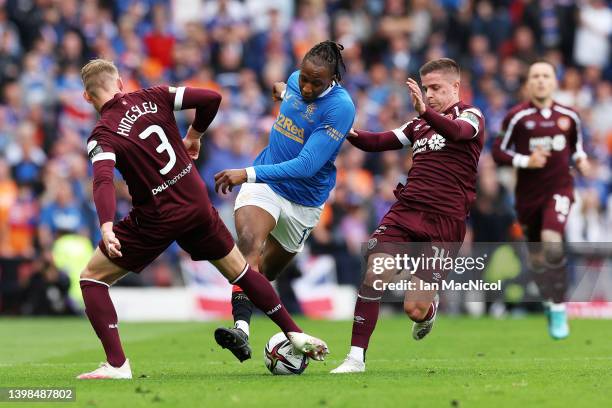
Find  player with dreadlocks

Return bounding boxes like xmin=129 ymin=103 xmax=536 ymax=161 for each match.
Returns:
xmin=214 ymin=41 xmax=355 ymax=362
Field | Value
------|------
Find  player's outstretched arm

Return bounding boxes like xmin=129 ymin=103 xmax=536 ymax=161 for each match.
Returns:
xmin=347 ymin=128 xmax=406 ymax=152
xmin=214 ymin=169 xmax=247 ymax=194
xmin=214 ymin=126 xmax=345 ymax=193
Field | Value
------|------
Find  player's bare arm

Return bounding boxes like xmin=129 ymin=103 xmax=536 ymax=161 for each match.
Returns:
xmin=575 ymin=156 xmax=591 ymax=176
xmin=214 ymin=169 xmax=248 ymax=194
xmin=101 ymin=221 xmax=122 ymax=258
xmin=183 ymin=125 xmax=204 ymax=160
xmin=406 ymin=78 xmax=426 ymax=115
xmin=272 ymin=82 xmax=287 ymax=102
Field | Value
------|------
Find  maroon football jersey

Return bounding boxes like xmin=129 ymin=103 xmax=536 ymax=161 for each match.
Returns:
xmin=492 ymin=101 xmax=585 ymax=206
xmin=393 ymin=102 xmax=485 ymax=220
xmin=87 ymin=86 xmax=210 ymax=230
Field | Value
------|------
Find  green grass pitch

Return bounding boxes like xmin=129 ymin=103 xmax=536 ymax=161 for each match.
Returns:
xmin=1 ymin=316 xmax=611 ymax=407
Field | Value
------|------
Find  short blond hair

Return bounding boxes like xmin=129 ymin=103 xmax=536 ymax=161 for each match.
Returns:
xmin=81 ymin=59 xmax=119 ymax=97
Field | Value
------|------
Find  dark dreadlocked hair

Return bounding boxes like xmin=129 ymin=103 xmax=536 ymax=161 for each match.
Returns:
xmin=303 ymin=41 xmax=346 ymax=83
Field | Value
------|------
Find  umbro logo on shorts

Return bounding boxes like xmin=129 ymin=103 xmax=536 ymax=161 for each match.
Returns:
xmin=367 ymin=238 xmax=377 ymax=250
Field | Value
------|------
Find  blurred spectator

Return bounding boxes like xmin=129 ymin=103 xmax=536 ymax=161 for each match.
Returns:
xmin=38 ymin=179 xmax=88 ymax=250
xmin=5 ymin=122 xmax=46 ymax=187
xmin=573 ymin=0 xmax=612 ymax=69
xmin=555 ymin=67 xmax=593 ymax=110
xmin=0 ymin=158 xmax=17 ymax=256
xmin=21 ymin=252 xmax=79 ymax=316
xmin=469 ymin=154 xmax=515 ymax=242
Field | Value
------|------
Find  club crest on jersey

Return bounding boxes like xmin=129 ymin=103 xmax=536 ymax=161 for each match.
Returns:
xmin=525 ymin=120 xmax=536 ymax=130
xmin=301 ymin=103 xmax=317 ymax=123
xmin=557 ymin=116 xmax=571 ymax=131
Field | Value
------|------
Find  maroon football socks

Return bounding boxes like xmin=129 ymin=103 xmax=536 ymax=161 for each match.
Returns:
xmin=231 ymin=265 xmax=301 ymax=334
xmin=350 ymin=285 xmax=382 ymax=350
xmin=80 ymin=279 xmax=126 ymax=368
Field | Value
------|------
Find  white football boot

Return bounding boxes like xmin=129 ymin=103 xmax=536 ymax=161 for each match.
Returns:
xmin=412 ymin=293 xmax=439 ymax=340
xmin=287 ymin=332 xmax=329 ymax=361
xmin=77 ymin=359 xmax=132 ymax=379
xmin=330 ymin=355 xmax=365 ymax=374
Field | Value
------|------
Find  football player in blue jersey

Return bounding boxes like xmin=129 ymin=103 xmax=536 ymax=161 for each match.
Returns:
xmin=214 ymin=41 xmax=356 ymax=362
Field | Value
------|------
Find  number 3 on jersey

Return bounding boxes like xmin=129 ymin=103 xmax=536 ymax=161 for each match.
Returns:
xmin=139 ymin=125 xmax=176 ymax=175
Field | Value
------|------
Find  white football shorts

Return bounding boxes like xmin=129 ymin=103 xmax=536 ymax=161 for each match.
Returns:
xmin=234 ymin=183 xmax=323 ymax=253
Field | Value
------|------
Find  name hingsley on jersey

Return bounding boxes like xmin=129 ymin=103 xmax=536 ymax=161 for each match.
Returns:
xmin=117 ymin=102 xmax=158 ymax=137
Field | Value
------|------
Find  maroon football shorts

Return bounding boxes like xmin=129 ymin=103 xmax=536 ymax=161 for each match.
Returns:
xmin=516 ymin=189 xmax=573 ymax=243
xmin=99 ymin=206 xmax=235 ymax=273
xmin=366 ymin=201 xmax=466 ymax=283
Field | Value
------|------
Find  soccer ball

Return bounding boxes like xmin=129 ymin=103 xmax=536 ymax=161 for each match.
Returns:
xmin=264 ymin=332 xmax=308 ymax=375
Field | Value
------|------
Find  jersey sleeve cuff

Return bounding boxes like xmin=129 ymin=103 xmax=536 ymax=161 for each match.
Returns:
xmin=280 ymin=89 xmax=286 ymax=100
xmin=245 ymin=166 xmax=257 ymax=183
xmin=512 ymin=154 xmax=530 ymax=168
xmin=173 ymin=86 xmax=186 ymax=110
xmin=91 ymin=152 xmax=116 ymax=163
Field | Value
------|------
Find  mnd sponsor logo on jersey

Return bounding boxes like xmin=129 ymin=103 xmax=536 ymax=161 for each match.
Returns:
xmin=151 ymin=163 xmax=193 ymax=195
xmin=529 ymin=134 xmax=566 ymax=152
xmin=412 ymin=133 xmax=446 ymax=155
xmin=117 ymin=102 xmax=158 ymax=137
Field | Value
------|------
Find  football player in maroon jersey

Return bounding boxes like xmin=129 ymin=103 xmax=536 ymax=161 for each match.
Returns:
xmin=492 ymin=61 xmax=590 ymax=340
xmin=332 ymin=58 xmax=485 ymax=373
xmin=75 ymin=59 xmax=328 ymax=379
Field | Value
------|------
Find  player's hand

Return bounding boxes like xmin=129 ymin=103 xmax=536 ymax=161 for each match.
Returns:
xmin=527 ymin=147 xmax=550 ymax=168
xmin=347 ymin=127 xmax=358 ymax=138
xmin=214 ymin=169 xmax=247 ymax=194
xmin=575 ymin=157 xmax=591 ymax=176
xmin=272 ymin=82 xmax=287 ymax=102
xmin=101 ymin=222 xmax=122 ymax=258
xmin=183 ymin=126 xmax=203 ymax=160
xmin=406 ymin=78 xmax=426 ymax=115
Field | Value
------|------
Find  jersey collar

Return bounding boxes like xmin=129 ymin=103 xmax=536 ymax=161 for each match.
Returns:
xmin=317 ymin=82 xmax=336 ymax=99
xmin=441 ymin=101 xmax=463 ymax=116
xmin=100 ymin=92 xmax=124 ymax=113
xmin=528 ymin=100 xmax=556 ymax=118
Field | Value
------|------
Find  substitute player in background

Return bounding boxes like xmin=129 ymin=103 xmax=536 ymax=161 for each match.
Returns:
xmin=76 ymin=59 xmax=328 ymax=379
xmin=492 ymin=61 xmax=590 ymax=340
xmin=213 ymin=41 xmax=355 ymax=362
xmin=332 ymin=58 xmax=485 ymax=373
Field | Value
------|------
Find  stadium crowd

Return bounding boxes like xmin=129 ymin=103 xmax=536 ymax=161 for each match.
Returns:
xmin=0 ymin=0 xmax=610 ymax=314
